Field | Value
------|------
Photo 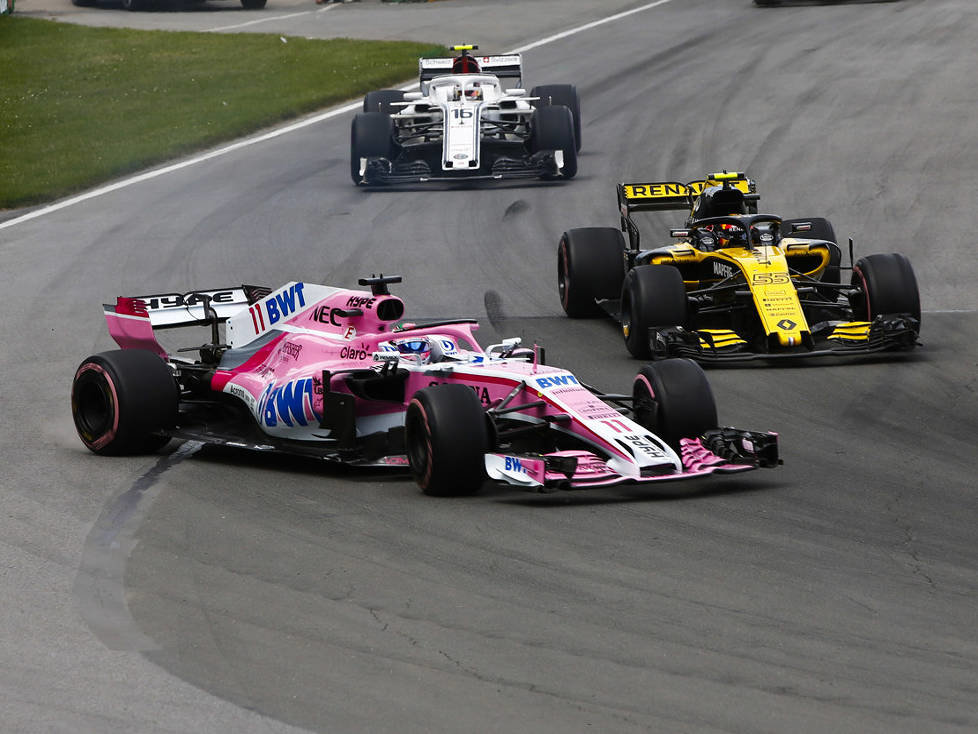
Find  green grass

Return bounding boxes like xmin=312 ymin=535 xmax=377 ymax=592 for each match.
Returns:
xmin=0 ymin=17 xmax=443 ymax=209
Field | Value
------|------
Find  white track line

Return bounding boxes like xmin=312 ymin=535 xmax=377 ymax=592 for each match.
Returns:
xmin=0 ymin=0 xmax=673 ymax=231
xmin=205 ymin=4 xmax=337 ymax=34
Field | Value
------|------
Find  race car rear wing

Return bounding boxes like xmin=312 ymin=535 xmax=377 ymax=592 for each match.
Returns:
xmin=419 ymin=52 xmax=523 ymax=91
xmin=618 ymin=172 xmax=757 ymax=216
xmin=102 ymin=286 xmax=267 ymax=358
xmin=104 ymin=286 xmax=266 ymax=329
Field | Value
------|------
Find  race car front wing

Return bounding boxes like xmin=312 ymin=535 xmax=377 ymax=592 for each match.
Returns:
xmin=647 ymin=313 xmax=920 ymax=363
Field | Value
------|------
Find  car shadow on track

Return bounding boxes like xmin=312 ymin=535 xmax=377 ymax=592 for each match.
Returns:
xmin=185 ymin=444 xmax=785 ymax=506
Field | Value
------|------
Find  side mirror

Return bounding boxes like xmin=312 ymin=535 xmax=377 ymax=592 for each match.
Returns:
xmin=508 ymin=88 xmax=527 ymax=96
xmin=670 ymin=229 xmax=691 ymax=238
xmin=404 ymin=91 xmax=423 ymax=101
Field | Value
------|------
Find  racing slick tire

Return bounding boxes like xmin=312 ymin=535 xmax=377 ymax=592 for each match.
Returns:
xmin=406 ymin=385 xmax=489 ymax=497
xmin=781 ymin=217 xmax=841 ymax=289
xmin=558 ymin=227 xmax=626 ymax=318
xmin=351 ymin=111 xmax=395 ymax=185
xmin=530 ymin=84 xmax=582 ymax=152
xmin=850 ymin=253 xmax=921 ymax=325
xmin=71 ymin=350 xmax=178 ymax=456
xmin=620 ymin=265 xmax=689 ymax=359
xmin=240 ymin=0 xmax=267 ymax=8
xmin=632 ymin=359 xmax=718 ymax=453
xmin=530 ymin=106 xmax=578 ymax=180
xmin=363 ymin=90 xmax=406 ymax=115
xmin=121 ymin=0 xmax=150 ymax=10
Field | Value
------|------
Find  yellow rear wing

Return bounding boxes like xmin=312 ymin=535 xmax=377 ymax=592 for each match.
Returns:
xmin=618 ymin=172 xmax=756 ymax=215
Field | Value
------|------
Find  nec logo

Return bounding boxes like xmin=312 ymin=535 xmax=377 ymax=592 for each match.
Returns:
xmin=535 ymin=374 xmax=579 ymax=390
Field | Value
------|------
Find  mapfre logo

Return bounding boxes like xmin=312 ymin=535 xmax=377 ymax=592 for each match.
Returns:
xmin=713 ymin=261 xmax=734 ymax=279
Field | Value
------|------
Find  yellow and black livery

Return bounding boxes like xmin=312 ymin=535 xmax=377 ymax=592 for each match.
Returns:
xmin=557 ymin=171 xmax=921 ymax=362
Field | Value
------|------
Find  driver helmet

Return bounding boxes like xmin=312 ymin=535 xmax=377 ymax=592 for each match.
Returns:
xmin=708 ymin=223 xmax=745 ymax=249
xmin=465 ymin=83 xmax=483 ymax=99
xmin=390 ymin=336 xmax=432 ymax=363
xmin=452 ymin=55 xmax=481 ymax=74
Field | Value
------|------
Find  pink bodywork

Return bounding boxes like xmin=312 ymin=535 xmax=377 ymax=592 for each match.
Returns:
xmin=104 ymin=282 xmax=765 ymax=489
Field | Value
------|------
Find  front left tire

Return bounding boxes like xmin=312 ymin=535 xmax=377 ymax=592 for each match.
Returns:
xmin=632 ymin=359 xmax=717 ymax=452
xmin=850 ymin=253 xmax=921 ymax=325
xmin=530 ymin=105 xmax=577 ymax=180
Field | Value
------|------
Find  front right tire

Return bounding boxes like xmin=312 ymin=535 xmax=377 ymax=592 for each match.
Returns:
xmin=405 ymin=385 xmax=489 ymax=496
xmin=350 ymin=111 xmax=395 ymax=185
xmin=620 ymin=265 xmax=689 ymax=359
xmin=557 ymin=227 xmax=626 ymax=318
xmin=363 ymin=90 xmax=406 ymax=115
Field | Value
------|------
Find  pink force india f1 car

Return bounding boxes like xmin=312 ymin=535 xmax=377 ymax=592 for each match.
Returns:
xmin=71 ymin=276 xmax=779 ymax=495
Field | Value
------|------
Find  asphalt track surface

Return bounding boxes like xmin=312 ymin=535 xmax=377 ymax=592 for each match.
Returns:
xmin=3 ymin=1 xmax=978 ymax=732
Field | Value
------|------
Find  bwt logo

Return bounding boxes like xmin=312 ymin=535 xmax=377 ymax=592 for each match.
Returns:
xmin=535 ymin=374 xmax=579 ymax=390
xmin=504 ymin=456 xmax=525 ymax=473
xmin=249 ymin=283 xmax=306 ymax=334
xmin=260 ymin=378 xmax=321 ymax=427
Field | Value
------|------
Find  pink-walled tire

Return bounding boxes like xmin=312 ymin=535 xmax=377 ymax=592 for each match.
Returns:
xmin=632 ymin=359 xmax=717 ymax=451
xmin=621 ymin=265 xmax=688 ymax=359
xmin=405 ymin=384 xmax=488 ymax=496
xmin=850 ymin=253 xmax=921 ymax=325
xmin=557 ymin=227 xmax=625 ymax=318
xmin=71 ymin=350 xmax=178 ymax=456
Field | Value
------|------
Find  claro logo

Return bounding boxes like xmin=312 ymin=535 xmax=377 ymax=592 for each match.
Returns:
xmin=340 ymin=345 xmax=368 ymax=360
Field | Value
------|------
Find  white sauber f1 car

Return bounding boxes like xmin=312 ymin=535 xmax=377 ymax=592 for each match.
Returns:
xmin=351 ymin=45 xmax=581 ymax=185
xmin=71 ymin=276 xmax=779 ymax=496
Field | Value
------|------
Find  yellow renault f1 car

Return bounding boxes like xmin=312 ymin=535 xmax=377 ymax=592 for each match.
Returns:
xmin=557 ymin=172 xmax=921 ymax=362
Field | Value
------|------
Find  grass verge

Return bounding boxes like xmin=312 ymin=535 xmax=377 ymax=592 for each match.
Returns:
xmin=0 ymin=17 xmax=442 ymax=209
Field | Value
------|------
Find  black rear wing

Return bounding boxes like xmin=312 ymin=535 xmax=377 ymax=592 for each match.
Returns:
xmin=617 ymin=173 xmax=757 ymax=216
xmin=419 ymin=53 xmax=523 ymax=91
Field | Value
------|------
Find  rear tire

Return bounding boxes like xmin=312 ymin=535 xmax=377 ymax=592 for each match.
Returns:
xmin=620 ymin=265 xmax=688 ymax=359
xmin=632 ymin=360 xmax=717 ymax=452
xmin=557 ymin=227 xmax=625 ymax=318
xmin=351 ymin=111 xmax=395 ymax=185
xmin=363 ymin=90 xmax=406 ymax=115
xmin=531 ymin=106 xmax=577 ymax=180
xmin=405 ymin=385 xmax=488 ymax=496
xmin=71 ymin=350 xmax=178 ymax=456
xmin=850 ymin=253 xmax=921 ymax=325
xmin=530 ymin=84 xmax=582 ymax=152
xmin=240 ymin=0 xmax=266 ymax=7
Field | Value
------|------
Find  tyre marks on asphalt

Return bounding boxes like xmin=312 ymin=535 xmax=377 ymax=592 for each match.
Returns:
xmin=73 ymin=442 xmax=201 ymax=652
